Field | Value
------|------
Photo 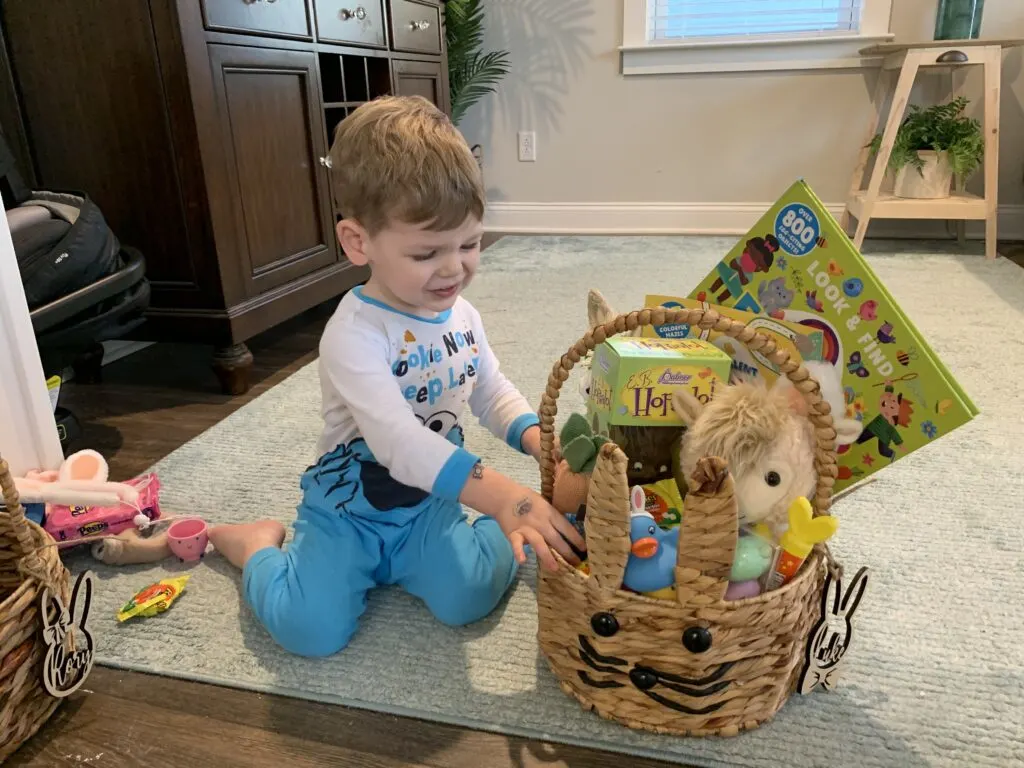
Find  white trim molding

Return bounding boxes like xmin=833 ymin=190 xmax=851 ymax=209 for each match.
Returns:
xmin=621 ymin=0 xmax=895 ymax=75
xmin=484 ymin=201 xmax=1024 ymax=241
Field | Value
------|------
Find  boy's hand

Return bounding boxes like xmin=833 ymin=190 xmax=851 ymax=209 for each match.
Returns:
xmin=459 ymin=463 xmax=584 ymax=572
xmin=496 ymin=488 xmax=585 ymax=572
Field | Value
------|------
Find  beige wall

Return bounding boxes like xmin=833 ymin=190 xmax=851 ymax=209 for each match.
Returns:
xmin=462 ymin=0 xmax=1024 ymax=227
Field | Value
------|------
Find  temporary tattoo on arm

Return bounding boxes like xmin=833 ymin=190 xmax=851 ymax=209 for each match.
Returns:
xmin=514 ymin=498 xmax=532 ymax=517
xmin=471 ymin=462 xmax=484 ymax=480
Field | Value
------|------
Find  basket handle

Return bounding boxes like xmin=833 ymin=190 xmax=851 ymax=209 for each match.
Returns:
xmin=0 ymin=455 xmax=42 ymax=581
xmin=538 ymin=305 xmax=839 ymax=515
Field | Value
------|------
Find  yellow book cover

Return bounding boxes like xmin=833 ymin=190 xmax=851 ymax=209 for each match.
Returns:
xmin=688 ymin=179 xmax=979 ymax=493
xmin=640 ymin=295 xmax=825 ymax=387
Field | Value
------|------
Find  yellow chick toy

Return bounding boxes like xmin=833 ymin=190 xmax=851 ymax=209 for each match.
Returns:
xmin=764 ymin=497 xmax=838 ymax=590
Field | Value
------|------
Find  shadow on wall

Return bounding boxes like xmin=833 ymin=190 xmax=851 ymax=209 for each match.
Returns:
xmin=470 ymin=0 xmax=596 ymax=142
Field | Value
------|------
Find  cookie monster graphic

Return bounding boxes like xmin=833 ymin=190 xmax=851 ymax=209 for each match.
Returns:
xmin=312 ymin=410 xmax=465 ymax=513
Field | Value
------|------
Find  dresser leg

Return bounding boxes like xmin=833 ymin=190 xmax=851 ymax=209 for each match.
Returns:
xmin=211 ymin=343 xmax=254 ymax=396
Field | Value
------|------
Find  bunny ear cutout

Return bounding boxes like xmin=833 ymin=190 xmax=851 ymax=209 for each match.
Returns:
xmin=41 ymin=587 xmax=69 ymax=631
xmin=40 ymin=586 xmax=71 ymax=648
xmin=822 ymin=567 xmax=843 ymax=617
xmin=839 ymin=566 xmax=869 ymax=619
xmin=68 ymin=570 xmax=95 ymax=637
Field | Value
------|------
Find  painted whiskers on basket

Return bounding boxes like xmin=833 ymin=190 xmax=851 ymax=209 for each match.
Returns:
xmin=575 ymin=632 xmax=735 ymax=716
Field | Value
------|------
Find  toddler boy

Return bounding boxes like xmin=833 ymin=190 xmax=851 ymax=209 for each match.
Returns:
xmin=210 ymin=96 xmax=584 ymax=657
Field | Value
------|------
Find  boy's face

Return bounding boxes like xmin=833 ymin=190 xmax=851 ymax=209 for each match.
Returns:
xmin=338 ymin=215 xmax=483 ymax=316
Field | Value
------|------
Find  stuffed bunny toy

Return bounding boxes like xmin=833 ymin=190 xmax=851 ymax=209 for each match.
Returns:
xmin=672 ymin=380 xmax=816 ymax=532
xmin=774 ymin=359 xmax=864 ymax=448
xmin=578 ymin=288 xmax=642 ymax=400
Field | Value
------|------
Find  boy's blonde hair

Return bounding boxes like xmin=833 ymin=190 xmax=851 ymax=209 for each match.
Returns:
xmin=328 ymin=95 xmax=484 ymax=235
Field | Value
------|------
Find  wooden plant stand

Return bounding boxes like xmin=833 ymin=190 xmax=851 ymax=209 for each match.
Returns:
xmin=842 ymin=39 xmax=1022 ymax=261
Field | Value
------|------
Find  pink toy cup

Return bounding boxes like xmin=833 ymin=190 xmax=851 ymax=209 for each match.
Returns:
xmin=167 ymin=518 xmax=208 ymax=562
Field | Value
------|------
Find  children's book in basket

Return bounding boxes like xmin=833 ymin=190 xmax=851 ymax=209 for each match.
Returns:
xmin=648 ymin=179 xmax=979 ymax=494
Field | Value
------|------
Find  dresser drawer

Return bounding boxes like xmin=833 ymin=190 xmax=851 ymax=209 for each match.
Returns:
xmin=202 ymin=0 xmax=312 ymax=39
xmin=314 ymin=0 xmax=387 ymax=48
xmin=390 ymin=0 xmax=441 ymax=55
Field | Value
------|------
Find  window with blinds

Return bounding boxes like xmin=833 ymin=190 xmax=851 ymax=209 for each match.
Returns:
xmin=651 ymin=0 xmax=864 ymax=42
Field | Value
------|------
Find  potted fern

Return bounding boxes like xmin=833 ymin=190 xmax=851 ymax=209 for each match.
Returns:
xmin=867 ymin=97 xmax=984 ymax=199
xmin=444 ymin=0 xmax=510 ymax=163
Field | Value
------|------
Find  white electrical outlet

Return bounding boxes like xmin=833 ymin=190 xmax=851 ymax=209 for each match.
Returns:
xmin=518 ymin=131 xmax=536 ymax=162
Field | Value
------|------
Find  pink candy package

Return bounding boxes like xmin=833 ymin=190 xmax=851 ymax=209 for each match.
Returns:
xmin=44 ymin=473 xmax=162 ymax=548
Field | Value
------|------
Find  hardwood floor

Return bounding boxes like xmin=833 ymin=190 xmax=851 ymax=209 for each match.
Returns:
xmin=10 ymin=668 xmax=674 ymax=768
xmin=8 ymin=233 xmax=683 ymax=768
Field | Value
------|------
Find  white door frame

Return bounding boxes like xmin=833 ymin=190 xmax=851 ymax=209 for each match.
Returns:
xmin=0 ymin=207 xmax=63 ymax=476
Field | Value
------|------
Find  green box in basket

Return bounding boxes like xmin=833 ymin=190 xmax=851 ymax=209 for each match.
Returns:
xmin=586 ymin=337 xmax=732 ymax=433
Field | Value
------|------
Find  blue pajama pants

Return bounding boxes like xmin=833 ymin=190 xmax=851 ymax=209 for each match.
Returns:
xmin=242 ymin=438 xmax=518 ymax=657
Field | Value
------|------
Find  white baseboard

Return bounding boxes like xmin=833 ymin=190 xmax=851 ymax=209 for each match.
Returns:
xmin=484 ymin=201 xmax=1024 ymax=241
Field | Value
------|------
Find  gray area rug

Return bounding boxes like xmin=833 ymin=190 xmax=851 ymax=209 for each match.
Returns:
xmin=66 ymin=236 xmax=1024 ymax=767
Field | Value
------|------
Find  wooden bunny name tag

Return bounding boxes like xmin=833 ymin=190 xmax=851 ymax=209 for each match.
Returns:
xmin=41 ymin=570 xmax=96 ymax=698
xmin=798 ymin=566 xmax=869 ymax=695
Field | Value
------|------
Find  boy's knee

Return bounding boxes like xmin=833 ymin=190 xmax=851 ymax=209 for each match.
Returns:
xmin=429 ymin=572 xmax=513 ymax=627
xmin=269 ymin=614 xmax=357 ymax=657
xmin=244 ymin=555 xmax=361 ymax=657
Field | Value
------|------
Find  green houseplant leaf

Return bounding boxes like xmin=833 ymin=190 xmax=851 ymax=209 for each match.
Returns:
xmin=866 ymin=96 xmax=983 ymax=184
xmin=444 ymin=0 xmax=510 ymax=125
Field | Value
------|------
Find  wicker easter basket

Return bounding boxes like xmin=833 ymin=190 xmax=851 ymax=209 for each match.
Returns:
xmin=0 ymin=455 xmax=72 ymax=761
xmin=536 ymin=305 xmax=842 ymax=737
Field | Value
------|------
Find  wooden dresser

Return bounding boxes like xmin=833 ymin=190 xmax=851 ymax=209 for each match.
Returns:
xmin=0 ymin=0 xmax=451 ymax=393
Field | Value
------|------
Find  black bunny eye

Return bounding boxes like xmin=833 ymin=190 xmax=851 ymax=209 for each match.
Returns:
xmin=591 ymin=612 xmax=620 ymax=637
xmin=682 ymin=626 xmax=713 ymax=653
xmin=765 ymin=470 xmax=781 ymax=487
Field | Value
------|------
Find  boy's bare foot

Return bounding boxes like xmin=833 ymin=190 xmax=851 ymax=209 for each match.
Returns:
xmin=209 ymin=520 xmax=286 ymax=569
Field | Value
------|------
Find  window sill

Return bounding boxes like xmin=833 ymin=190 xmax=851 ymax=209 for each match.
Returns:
xmin=620 ymin=33 xmax=896 ymax=75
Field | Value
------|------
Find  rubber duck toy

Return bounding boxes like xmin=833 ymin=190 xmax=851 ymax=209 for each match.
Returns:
xmin=622 ymin=486 xmax=678 ymax=599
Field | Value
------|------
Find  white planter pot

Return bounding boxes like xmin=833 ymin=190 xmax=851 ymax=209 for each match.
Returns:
xmin=893 ymin=150 xmax=953 ymax=199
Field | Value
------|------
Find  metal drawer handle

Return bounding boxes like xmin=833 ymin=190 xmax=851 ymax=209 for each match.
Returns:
xmin=339 ymin=6 xmax=367 ymax=21
xmin=409 ymin=20 xmax=431 ymax=31
xmin=319 ymin=155 xmax=334 ymax=169
xmin=244 ymin=0 xmax=279 ymax=4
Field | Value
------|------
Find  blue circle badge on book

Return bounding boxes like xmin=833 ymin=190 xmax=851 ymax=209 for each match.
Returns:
xmin=774 ymin=203 xmax=820 ymax=257
xmin=652 ymin=301 xmax=691 ymax=339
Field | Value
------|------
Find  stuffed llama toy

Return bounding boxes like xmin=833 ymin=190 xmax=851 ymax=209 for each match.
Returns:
xmin=671 ymin=381 xmax=817 ymax=532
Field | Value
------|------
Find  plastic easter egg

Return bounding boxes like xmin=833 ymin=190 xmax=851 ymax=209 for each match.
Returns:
xmin=725 ymin=579 xmax=762 ymax=600
xmin=730 ymin=534 xmax=774 ymax=582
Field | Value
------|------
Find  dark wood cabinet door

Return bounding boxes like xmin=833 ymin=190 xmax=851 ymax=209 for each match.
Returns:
xmin=208 ymin=44 xmax=337 ymax=299
xmin=0 ymin=0 xmax=219 ymax=308
xmin=391 ymin=59 xmax=444 ymax=109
